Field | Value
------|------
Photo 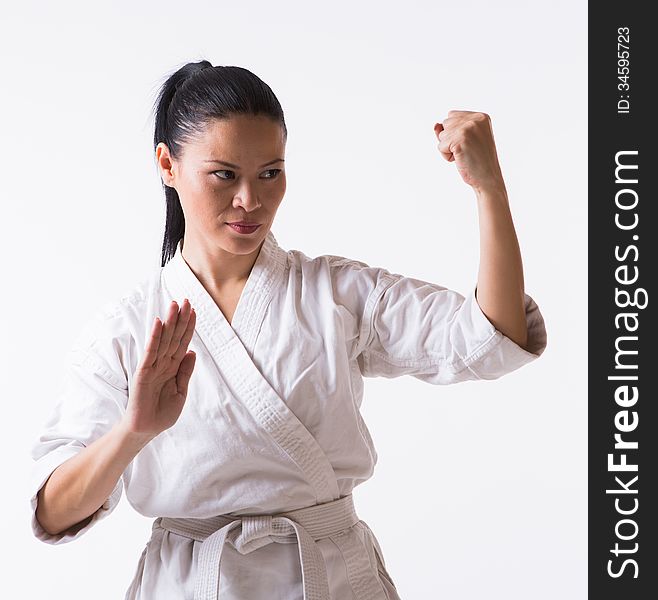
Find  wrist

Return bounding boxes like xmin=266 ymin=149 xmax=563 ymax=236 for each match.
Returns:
xmin=473 ymin=179 xmax=507 ymax=198
xmin=114 ymin=418 xmax=156 ymax=450
xmin=473 ymin=182 xmax=510 ymax=211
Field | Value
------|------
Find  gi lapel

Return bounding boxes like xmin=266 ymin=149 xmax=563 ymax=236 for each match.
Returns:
xmin=162 ymin=230 xmax=340 ymax=504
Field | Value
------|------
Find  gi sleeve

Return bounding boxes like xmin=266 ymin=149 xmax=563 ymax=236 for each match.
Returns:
xmin=29 ymin=306 xmax=130 ymax=545
xmin=356 ymin=269 xmax=547 ymax=384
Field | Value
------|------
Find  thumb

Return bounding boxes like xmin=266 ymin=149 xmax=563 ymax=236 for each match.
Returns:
xmin=434 ymin=122 xmax=444 ymax=139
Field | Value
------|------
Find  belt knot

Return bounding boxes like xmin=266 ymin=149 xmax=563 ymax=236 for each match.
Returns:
xmin=228 ymin=515 xmax=280 ymax=554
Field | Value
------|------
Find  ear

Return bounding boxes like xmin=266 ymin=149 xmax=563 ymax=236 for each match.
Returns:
xmin=156 ymin=142 xmax=176 ymax=186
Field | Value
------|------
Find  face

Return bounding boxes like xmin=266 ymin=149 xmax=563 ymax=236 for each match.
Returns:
xmin=156 ymin=114 xmax=286 ymax=257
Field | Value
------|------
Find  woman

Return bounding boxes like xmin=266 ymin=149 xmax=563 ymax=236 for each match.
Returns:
xmin=29 ymin=60 xmax=547 ymax=599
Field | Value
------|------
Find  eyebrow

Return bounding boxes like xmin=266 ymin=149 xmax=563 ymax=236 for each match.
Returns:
xmin=202 ymin=158 xmax=285 ymax=168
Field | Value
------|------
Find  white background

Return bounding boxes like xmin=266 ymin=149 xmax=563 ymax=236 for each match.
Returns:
xmin=1 ymin=1 xmax=586 ymax=598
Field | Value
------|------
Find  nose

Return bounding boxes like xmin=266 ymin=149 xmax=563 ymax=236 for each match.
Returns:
xmin=232 ymin=181 xmax=261 ymax=212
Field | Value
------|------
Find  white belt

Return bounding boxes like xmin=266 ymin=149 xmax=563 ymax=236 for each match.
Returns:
xmin=156 ymin=493 xmax=386 ymax=600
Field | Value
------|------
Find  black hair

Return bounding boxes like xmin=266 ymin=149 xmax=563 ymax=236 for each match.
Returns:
xmin=151 ymin=60 xmax=287 ymax=267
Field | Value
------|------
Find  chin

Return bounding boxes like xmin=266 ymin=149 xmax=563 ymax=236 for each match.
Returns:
xmin=220 ymin=226 xmax=267 ymax=252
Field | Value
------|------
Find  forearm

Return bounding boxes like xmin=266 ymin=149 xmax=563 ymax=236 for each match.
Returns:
xmin=35 ymin=418 xmax=154 ymax=536
xmin=474 ymin=183 xmax=528 ymax=349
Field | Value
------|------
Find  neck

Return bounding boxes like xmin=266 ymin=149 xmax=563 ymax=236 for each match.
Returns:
xmin=180 ymin=232 xmax=264 ymax=289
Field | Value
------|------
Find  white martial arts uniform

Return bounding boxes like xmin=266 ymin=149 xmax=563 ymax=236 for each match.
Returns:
xmin=29 ymin=229 xmax=547 ymax=599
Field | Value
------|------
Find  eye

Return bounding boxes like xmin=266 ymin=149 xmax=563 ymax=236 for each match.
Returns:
xmin=212 ymin=169 xmax=282 ymax=180
xmin=213 ymin=170 xmax=235 ymax=180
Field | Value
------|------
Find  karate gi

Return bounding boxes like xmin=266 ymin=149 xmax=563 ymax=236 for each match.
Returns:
xmin=29 ymin=229 xmax=547 ymax=599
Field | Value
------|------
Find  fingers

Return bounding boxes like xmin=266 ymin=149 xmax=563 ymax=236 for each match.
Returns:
xmin=437 ymin=135 xmax=450 ymax=153
xmin=447 ymin=109 xmax=476 ymax=118
xmin=171 ymin=306 xmax=197 ymax=363
xmin=438 ymin=148 xmax=453 ymax=162
xmin=176 ymin=350 xmax=197 ymax=397
xmin=146 ymin=300 xmax=196 ymax=368
xmin=166 ymin=298 xmax=193 ymax=357
xmin=436 ymin=111 xmax=487 ymax=162
xmin=142 ymin=316 xmax=163 ymax=369
xmin=435 ymin=124 xmax=454 ymax=162
xmin=157 ymin=300 xmax=180 ymax=362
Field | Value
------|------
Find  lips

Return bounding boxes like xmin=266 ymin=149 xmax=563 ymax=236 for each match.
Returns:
xmin=226 ymin=222 xmax=262 ymax=235
xmin=226 ymin=221 xmax=260 ymax=226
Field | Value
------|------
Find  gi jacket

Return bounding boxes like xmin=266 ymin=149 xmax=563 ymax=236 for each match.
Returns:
xmin=29 ymin=229 xmax=547 ymax=599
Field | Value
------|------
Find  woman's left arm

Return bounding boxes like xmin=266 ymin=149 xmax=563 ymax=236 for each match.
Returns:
xmin=435 ymin=110 xmax=528 ymax=350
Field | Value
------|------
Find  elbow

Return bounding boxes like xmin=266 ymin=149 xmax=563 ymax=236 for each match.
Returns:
xmin=35 ymin=486 xmax=57 ymax=536
xmin=35 ymin=484 xmax=93 ymax=537
xmin=504 ymin=322 xmax=528 ymax=351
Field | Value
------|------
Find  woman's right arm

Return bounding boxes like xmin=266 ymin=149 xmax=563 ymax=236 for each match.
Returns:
xmin=35 ymin=298 xmax=197 ymax=537
xmin=35 ymin=420 xmax=154 ymax=536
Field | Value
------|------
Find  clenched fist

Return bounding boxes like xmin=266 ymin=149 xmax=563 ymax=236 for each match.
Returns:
xmin=434 ymin=110 xmax=505 ymax=194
